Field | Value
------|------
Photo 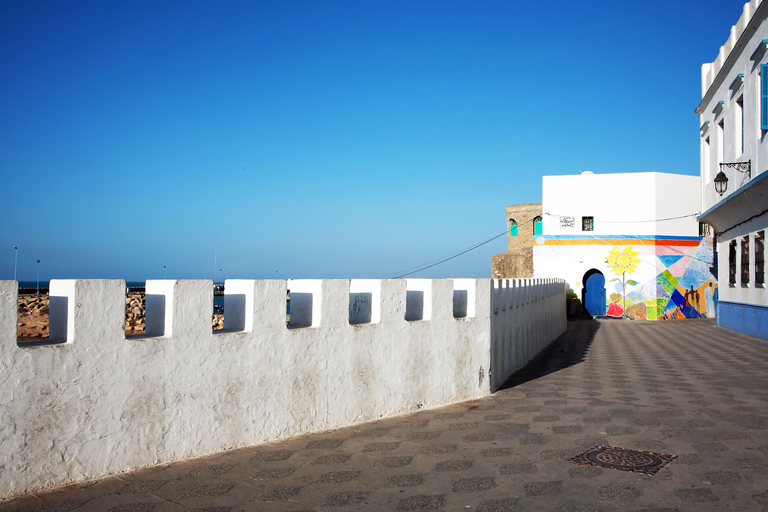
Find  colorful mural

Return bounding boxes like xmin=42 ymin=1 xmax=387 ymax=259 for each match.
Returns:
xmin=533 ymin=235 xmax=717 ymax=321
xmin=603 ymin=238 xmax=717 ymax=320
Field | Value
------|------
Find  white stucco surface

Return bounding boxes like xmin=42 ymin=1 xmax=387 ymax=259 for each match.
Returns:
xmin=696 ymin=0 xmax=768 ymax=317
xmin=542 ymin=173 xmax=701 ymax=237
xmin=0 ymin=278 xmax=565 ymax=499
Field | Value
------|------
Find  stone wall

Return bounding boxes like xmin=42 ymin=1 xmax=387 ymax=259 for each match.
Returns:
xmin=0 ymin=277 xmax=565 ymax=500
xmin=491 ymin=248 xmax=534 ymax=279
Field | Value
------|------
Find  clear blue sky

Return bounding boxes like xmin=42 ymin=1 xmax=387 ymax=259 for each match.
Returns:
xmin=0 ymin=0 xmax=740 ymax=281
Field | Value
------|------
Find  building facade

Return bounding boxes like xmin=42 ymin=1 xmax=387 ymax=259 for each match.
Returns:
xmin=491 ymin=202 xmax=542 ymax=279
xmin=697 ymin=0 xmax=768 ymax=340
xmin=533 ymin=172 xmax=716 ymax=320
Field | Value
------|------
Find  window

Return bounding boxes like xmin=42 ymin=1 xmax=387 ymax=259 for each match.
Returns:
xmin=533 ymin=216 xmax=542 ymax=235
xmin=703 ymin=136 xmax=711 ymax=183
xmin=718 ymin=120 xmax=725 ymax=164
xmin=729 ymin=240 xmax=737 ymax=285
xmin=741 ymin=236 xmax=750 ymax=285
xmin=736 ymin=95 xmax=744 ymax=154
xmin=699 ymin=222 xmax=711 ymax=237
xmin=582 ymin=216 xmax=594 ymax=231
xmin=509 ymin=219 xmax=517 ymax=237
xmin=756 ymin=231 xmax=765 ymax=286
xmin=762 ymin=64 xmax=768 ymax=130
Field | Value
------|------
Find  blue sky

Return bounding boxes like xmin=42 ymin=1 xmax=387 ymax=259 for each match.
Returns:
xmin=0 ymin=0 xmax=740 ymax=281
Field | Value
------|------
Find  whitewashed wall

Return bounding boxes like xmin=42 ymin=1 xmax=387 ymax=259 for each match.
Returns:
xmin=490 ymin=279 xmax=567 ymax=391
xmin=698 ymin=0 xmax=767 ymax=213
xmin=542 ymin=172 xmax=700 ymax=237
xmin=0 ymin=277 xmax=565 ymax=500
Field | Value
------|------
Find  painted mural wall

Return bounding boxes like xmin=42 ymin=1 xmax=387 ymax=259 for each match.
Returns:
xmin=533 ymin=236 xmax=718 ymax=320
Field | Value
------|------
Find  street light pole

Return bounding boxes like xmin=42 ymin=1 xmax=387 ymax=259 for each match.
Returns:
xmin=36 ymin=260 xmax=40 ymax=295
xmin=163 ymin=265 xmax=166 ymax=279
xmin=14 ymin=246 xmax=17 ymax=282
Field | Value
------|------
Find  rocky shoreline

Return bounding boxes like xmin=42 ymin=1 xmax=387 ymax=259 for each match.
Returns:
xmin=17 ymin=293 xmax=224 ymax=339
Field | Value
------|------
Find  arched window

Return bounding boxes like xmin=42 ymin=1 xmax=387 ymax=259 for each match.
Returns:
xmin=533 ymin=216 xmax=542 ymax=235
xmin=509 ymin=219 xmax=517 ymax=237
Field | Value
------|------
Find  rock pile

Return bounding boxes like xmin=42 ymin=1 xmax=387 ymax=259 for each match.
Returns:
xmin=125 ymin=292 xmax=145 ymax=335
xmin=17 ymin=292 xmax=224 ymax=340
xmin=18 ymin=295 xmax=49 ymax=338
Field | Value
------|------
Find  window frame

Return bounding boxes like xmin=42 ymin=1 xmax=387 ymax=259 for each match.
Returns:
xmin=729 ymin=239 xmax=737 ymax=286
xmin=509 ymin=219 xmax=517 ymax=237
xmin=581 ymin=216 xmax=594 ymax=232
xmin=736 ymin=94 xmax=744 ymax=155
xmin=762 ymin=64 xmax=768 ymax=131
xmin=756 ymin=231 xmax=765 ymax=286
xmin=533 ymin=216 xmax=542 ymax=236
xmin=741 ymin=235 xmax=750 ymax=285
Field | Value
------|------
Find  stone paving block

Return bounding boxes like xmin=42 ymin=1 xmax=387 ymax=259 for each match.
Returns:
xmin=452 ymin=478 xmax=497 ymax=493
xmin=476 ymin=497 xmax=520 ymax=511
xmin=674 ymin=487 xmax=719 ymax=502
xmin=435 ymin=460 xmax=473 ymax=471
xmin=525 ymin=481 xmax=564 ymax=496
xmin=395 ymin=494 xmax=444 ymax=510
xmin=597 ymin=483 xmax=641 ymax=500
xmin=500 ymin=462 xmax=538 ymax=475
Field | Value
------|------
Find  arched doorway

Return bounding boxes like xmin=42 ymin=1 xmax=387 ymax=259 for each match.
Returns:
xmin=582 ymin=269 xmax=606 ymax=316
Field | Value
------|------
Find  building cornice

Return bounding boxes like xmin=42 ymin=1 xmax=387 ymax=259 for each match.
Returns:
xmin=695 ymin=1 xmax=768 ymax=115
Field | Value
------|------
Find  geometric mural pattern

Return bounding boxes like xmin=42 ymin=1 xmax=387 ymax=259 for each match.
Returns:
xmin=606 ymin=238 xmax=717 ymax=320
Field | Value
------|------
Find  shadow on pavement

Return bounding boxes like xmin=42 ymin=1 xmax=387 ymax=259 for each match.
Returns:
xmin=497 ymin=318 xmax=601 ymax=391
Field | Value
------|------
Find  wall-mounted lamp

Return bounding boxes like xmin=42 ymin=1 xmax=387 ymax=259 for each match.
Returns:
xmin=714 ymin=160 xmax=751 ymax=196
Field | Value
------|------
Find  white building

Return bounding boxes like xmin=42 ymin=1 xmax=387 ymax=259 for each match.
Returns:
xmin=534 ymin=172 xmax=716 ymax=320
xmin=697 ymin=0 xmax=768 ymax=340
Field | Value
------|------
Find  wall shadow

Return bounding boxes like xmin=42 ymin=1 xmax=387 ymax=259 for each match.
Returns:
xmin=497 ymin=318 xmax=601 ymax=391
xmin=145 ymin=294 xmax=166 ymax=337
xmin=453 ymin=290 xmax=468 ymax=318
xmin=405 ymin=290 xmax=424 ymax=321
xmin=349 ymin=292 xmax=373 ymax=325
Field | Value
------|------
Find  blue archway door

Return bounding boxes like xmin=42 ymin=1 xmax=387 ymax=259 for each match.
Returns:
xmin=583 ymin=269 xmax=606 ymax=316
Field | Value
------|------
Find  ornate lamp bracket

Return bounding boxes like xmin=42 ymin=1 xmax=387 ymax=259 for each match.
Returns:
xmin=719 ymin=160 xmax=751 ymax=179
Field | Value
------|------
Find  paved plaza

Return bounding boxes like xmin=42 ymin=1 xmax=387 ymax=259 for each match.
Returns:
xmin=2 ymin=318 xmax=767 ymax=511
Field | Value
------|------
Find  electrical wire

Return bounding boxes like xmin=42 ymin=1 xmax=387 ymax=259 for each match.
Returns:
xmin=387 ymin=211 xmax=711 ymax=279
xmin=543 ymin=212 xmax=701 ymax=223
xmin=388 ymin=217 xmax=536 ymax=279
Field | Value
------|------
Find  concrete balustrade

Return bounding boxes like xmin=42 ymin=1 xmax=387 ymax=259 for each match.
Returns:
xmin=0 ymin=277 xmax=565 ymax=499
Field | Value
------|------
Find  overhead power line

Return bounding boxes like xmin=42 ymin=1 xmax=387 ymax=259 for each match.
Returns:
xmin=388 ymin=217 xmax=536 ymax=279
xmin=387 ymin=212 xmax=708 ymax=279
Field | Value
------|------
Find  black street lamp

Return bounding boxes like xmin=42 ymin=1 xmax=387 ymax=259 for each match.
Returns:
xmin=714 ymin=170 xmax=728 ymax=196
xmin=715 ymin=160 xmax=751 ymax=196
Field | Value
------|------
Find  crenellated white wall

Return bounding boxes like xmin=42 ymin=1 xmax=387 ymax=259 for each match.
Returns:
xmin=0 ymin=277 xmax=565 ymax=500
xmin=490 ymin=279 xmax=567 ymax=391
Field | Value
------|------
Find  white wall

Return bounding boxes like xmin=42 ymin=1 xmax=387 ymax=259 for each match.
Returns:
xmin=490 ymin=279 xmax=567 ymax=390
xmin=699 ymin=1 xmax=768 ymax=212
xmin=0 ymin=277 xmax=565 ymax=500
xmin=542 ymin=173 xmax=700 ymax=238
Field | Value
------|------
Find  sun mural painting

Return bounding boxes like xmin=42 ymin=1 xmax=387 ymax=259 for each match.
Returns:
xmin=604 ymin=246 xmax=641 ymax=318
xmin=605 ymin=246 xmax=640 ymax=275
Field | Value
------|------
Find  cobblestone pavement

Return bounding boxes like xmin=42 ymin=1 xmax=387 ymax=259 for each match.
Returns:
xmin=3 ymin=319 xmax=767 ymax=512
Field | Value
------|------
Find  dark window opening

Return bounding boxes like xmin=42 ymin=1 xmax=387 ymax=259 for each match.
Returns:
xmin=729 ymin=240 xmax=737 ymax=285
xmin=741 ymin=236 xmax=750 ymax=285
xmin=756 ymin=231 xmax=765 ymax=286
xmin=582 ymin=216 xmax=594 ymax=232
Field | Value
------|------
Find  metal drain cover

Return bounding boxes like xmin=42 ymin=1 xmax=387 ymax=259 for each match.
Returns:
xmin=568 ymin=445 xmax=677 ymax=475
